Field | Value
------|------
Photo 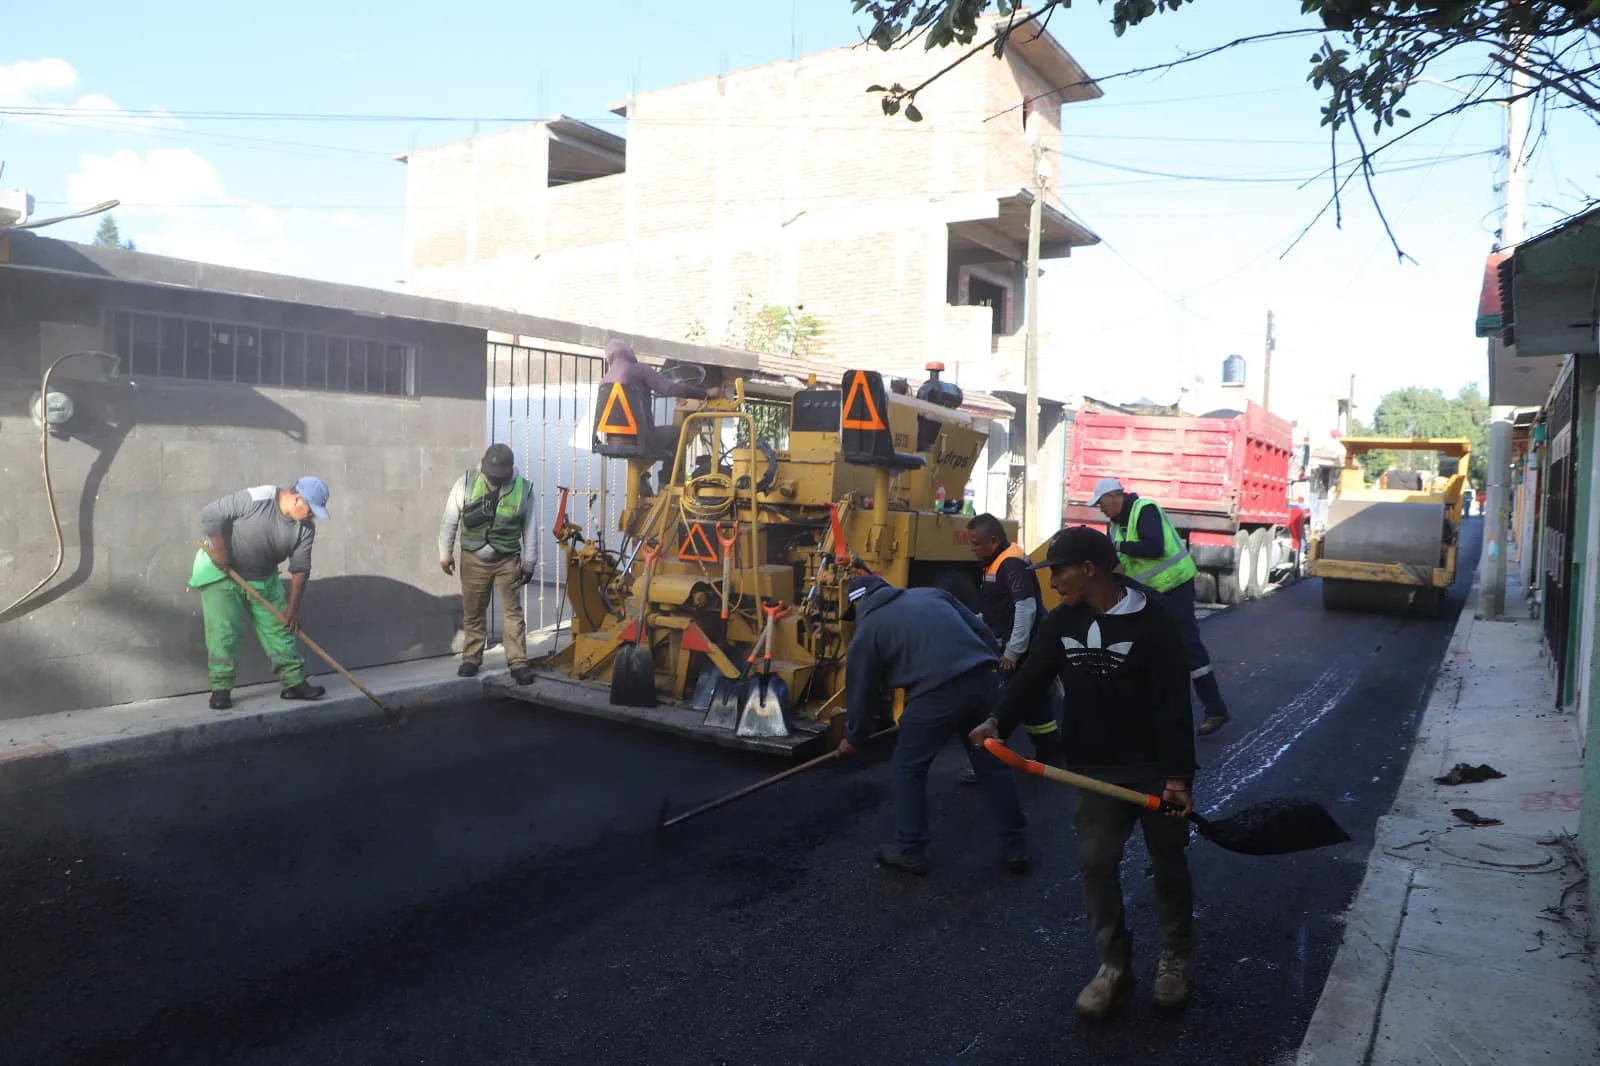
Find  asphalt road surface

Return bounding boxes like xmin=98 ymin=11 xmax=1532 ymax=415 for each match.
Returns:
xmin=1 ymin=521 xmax=1482 ymax=1066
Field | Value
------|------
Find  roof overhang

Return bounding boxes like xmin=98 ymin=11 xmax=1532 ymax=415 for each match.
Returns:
xmin=949 ymin=190 xmax=1099 ymax=262
xmin=1496 ymin=206 xmax=1600 ymax=357
xmin=990 ymin=10 xmax=1102 ymax=103
xmin=1487 ymin=334 xmax=1568 ymax=408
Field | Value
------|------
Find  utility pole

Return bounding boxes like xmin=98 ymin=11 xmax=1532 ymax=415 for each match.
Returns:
xmin=1480 ymin=34 xmax=1530 ymax=621
xmin=1022 ymin=141 xmax=1044 ymax=549
xmin=1262 ymin=310 xmax=1276 ymax=413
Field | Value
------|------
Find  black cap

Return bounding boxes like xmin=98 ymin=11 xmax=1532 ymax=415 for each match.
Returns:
xmin=846 ymin=572 xmax=891 ymax=605
xmin=1029 ymin=525 xmax=1119 ymax=571
xmin=481 ymin=443 xmax=515 ymax=478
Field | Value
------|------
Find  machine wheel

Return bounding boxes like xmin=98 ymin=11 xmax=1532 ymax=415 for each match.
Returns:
xmin=1194 ymin=570 xmax=1218 ymax=604
xmin=1217 ymin=569 xmax=1244 ymax=606
xmin=1249 ymin=527 xmax=1274 ymax=596
xmin=1233 ymin=530 xmax=1259 ymax=601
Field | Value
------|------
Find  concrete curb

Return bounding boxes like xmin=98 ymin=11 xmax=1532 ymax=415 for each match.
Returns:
xmin=0 ymin=675 xmax=487 ymax=793
xmin=1293 ymin=588 xmax=1479 ymax=1066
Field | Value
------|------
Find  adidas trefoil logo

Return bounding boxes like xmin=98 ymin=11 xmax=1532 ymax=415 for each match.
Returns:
xmin=1061 ymin=622 xmax=1134 ymax=675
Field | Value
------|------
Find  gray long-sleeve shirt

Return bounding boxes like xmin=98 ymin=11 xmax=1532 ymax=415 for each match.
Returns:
xmin=438 ymin=473 xmax=538 ymax=570
xmin=199 ymin=485 xmax=315 ymax=580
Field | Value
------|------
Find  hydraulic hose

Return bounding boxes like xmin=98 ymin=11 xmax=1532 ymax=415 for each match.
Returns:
xmin=2 ymin=350 xmax=123 ymax=619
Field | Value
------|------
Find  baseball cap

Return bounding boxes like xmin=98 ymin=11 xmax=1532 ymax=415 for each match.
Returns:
xmin=846 ymin=573 xmax=890 ymax=605
xmin=481 ymin=443 xmax=515 ymax=479
xmin=293 ymin=476 xmax=331 ymax=520
xmin=1028 ymin=526 xmax=1119 ymax=571
xmin=1087 ymin=477 xmax=1125 ymax=507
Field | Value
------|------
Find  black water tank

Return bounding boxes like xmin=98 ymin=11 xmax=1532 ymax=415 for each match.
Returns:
xmin=917 ymin=362 xmax=964 ymax=410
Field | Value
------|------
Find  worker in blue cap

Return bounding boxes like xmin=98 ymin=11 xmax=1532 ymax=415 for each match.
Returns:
xmin=189 ymin=477 xmax=331 ymax=710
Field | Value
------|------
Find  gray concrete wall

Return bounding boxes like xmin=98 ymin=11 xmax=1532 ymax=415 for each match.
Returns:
xmin=0 ymin=271 xmax=487 ymax=721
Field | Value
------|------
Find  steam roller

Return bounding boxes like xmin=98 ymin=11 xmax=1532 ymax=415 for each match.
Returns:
xmin=485 ymin=361 xmax=1006 ymax=759
xmin=1306 ymin=436 xmax=1469 ymax=616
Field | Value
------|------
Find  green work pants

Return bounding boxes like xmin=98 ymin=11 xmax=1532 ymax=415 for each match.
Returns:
xmin=199 ymin=576 xmax=305 ymax=692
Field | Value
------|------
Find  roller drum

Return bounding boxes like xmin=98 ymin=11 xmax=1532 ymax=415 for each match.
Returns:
xmin=1321 ymin=500 xmax=1447 ymax=569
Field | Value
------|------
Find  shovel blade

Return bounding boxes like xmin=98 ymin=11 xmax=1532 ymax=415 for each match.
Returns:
xmin=737 ymin=676 xmax=790 ymax=738
xmin=609 ymin=645 xmax=658 ymax=708
xmin=691 ymin=669 xmax=721 ymax=712
xmin=704 ymin=678 xmax=742 ymax=730
xmin=1196 ymin=799 xmax=1352 ymax=856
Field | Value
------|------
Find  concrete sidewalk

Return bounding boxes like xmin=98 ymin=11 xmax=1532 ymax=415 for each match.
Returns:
xmin=0 ymin=644 xmax=522 ymax=791
xmin=1297 ymin=576 xmax=1600 ymax=1065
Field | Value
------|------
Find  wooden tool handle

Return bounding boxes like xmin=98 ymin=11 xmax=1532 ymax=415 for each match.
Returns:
xmin=983 ymin=738 xmax=1167 ymax=812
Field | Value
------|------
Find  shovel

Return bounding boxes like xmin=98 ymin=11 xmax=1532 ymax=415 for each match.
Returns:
xmin=609 ymin=540 xmax=661 ymax=708
xmin=705 ymin=611 xmax=771 ymax=730
xmin=717 ymin=521 xmax=739 ymax=621
xmin=983 ymin=739 xmax=1352 ymax=857
xmin=737 ymin=600 xmax=792 ymax=738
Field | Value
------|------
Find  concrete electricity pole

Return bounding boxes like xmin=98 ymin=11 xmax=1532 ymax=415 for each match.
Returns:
xmin=1022 ymin=141 xmax=1044 ymax=548
xmin=1262 ymin=310 xmax=1276 ymax=413
xmin=1479 ymin=35 xmax=1531 ymax=620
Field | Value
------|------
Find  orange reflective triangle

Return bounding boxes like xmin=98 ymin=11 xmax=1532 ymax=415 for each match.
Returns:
xmin=841 ymin=371 xmax=886 ymax=432
xmin=597 ymin=385 xmax=639 ymax=435
xmin=678 ymin=522 xmax=719 ymax=563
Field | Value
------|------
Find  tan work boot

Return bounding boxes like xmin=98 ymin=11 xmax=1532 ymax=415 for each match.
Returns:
xmin=1152 ymin=951 xmax=1190 ymax=1011
xmin=1075 ymin=964 xmax=1133 ymax=1020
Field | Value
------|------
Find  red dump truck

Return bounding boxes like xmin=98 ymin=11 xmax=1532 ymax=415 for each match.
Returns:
xmin=1063 ymin=401 xmax=1296 ymax=605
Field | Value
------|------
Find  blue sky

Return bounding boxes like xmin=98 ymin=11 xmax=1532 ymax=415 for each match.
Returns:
xmin=6 ymin=0 xmax=1595 ymax=435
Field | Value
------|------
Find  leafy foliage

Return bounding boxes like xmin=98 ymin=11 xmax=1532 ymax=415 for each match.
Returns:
xmin=1353 ymin=382 xmax=1488 ymax=485
xmin=92 ymin=215 xmax=136 ymax=251
xmin=685 ymin=293 xmax=830 ymax=448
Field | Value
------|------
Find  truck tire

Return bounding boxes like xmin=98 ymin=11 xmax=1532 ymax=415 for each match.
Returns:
xmin=1233 ymin=529 xmax=1259 ymax=601
xmin=1249 ymin=527 xmax=1275 ymax=596
xmin=1194 ymin=570 xmax=1218 ymax=604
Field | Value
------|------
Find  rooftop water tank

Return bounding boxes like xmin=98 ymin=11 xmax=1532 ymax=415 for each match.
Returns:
xmin=1221 ymin=353 xmax=1247 ymax=387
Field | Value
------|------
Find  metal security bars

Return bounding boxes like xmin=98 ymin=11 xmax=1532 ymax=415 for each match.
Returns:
xmin=103 ymin=308 xmax=417 ymax=396
xmin=1543 ymin=358 xmax=1580 ymax=702
xmin=484 ymin=342 xmax=672 ymax=645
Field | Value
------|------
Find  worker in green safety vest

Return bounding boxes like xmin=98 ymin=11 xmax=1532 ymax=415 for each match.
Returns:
xmin=438 ymin=443 xmax=538 ymax=685
xmin=1090 ymin=477 xmax=1233 ymax=737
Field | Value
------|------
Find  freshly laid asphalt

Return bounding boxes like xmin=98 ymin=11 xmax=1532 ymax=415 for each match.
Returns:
xmin=0 ymin=523 xmax=1482 ymax=1066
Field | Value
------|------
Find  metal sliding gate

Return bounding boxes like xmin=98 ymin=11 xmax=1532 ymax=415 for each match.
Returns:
xmin=482 ymin=342 xmax=672 ymax=646
xmin=1542 ymin=358 xmax=1579 ymax=697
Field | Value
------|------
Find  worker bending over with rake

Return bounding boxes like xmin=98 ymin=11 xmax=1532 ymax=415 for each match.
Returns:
xmin=971 ymin=526 xmax=1198 ymax=1019
xmin=190 ymin=478 xmax=332 ymax=711
xmin=836 ymin=573 xmax=1028 ymax=877
xmin=959 ymin=513 xmax=1063 ymax=784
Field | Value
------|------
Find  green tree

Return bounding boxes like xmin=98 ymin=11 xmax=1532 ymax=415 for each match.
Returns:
xmin=93 ymin=214 xmax=137 ymax=251
xmin=856 ymin=1 xmax=1600 ymax=256
xmin=1355 ymin=383 xmax=1488 ymax=485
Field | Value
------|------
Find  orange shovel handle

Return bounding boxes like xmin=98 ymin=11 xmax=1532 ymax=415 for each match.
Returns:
xmin=982 ymin=738 xmax=1165 ymax=812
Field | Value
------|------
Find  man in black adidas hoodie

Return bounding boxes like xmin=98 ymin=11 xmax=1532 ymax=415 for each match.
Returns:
xmin=837 ymin=573 xmax=1028 ymax=876
xmin=970 ymin=525 xmax=1198 ymax=1020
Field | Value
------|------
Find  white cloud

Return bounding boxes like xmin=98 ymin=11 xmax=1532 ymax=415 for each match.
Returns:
xmin=0 ymin=57 xmax=173 ymax=133
xmin=65 ymin=147 xmax=298 ymax=274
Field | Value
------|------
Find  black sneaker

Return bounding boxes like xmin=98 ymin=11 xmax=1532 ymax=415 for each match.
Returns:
xmin=509 ymin=665 xmax=535 ymax=686
xmin=457 ymin=661 xmax=480 ymax=678
xmin=1196 ymin=713 xmax=1231 ymax=737
xmin=1001 ymin=846 xmax=1031 ymax=875
xmin=874 ymin=844 xmax=929 ymax=876
xmin=280 ymin=681 xmax=326 ymax=701
xmin=209 ymin=690 xmax=232 ymax=711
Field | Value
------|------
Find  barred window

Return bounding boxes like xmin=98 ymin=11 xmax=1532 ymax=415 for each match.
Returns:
xmin=104 ymin=308 xmax=417 ymax=397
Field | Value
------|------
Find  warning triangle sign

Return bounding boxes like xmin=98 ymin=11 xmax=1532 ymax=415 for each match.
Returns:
xmin=678 ymin=521 xmax=720 ymax=563
xmin=597 ymin=385 xmax=639 ymax=436
xmin=841 ymin=371 xmax=887 ymax=432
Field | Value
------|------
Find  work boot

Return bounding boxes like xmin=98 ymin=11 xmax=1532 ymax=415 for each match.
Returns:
xmin=510 ymin=665 xmax=535 ymax=686
xmin=457 ymin=661 xmax=479 ymax=678
xmin=874 ymin=844 xmax=929 ymax=876
xmin=1075 ymin=964 xmax=1133 ymax=1021
xmin=280 ymin=681 xmax=326 ymax=701
xmin=1001 ymin=844 xmax=1031 ymax=875
xmin=209 ymin=690 xmax=232 ymax=711
xmin=1152 ymin=951 xmax=1191 ymax=1011
xmin=1196 ymin=713 xmax=1230 ymax=737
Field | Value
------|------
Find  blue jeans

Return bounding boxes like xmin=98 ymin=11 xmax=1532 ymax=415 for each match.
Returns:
xmin=892 ymin=668 xmax=1027 ymax=855
xmin=1158 ymin=577 xmax=1227 ymax=717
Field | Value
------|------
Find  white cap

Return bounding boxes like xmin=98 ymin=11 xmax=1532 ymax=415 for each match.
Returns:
xmin=1087 ymin=477 xmax=1125 ymax=507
